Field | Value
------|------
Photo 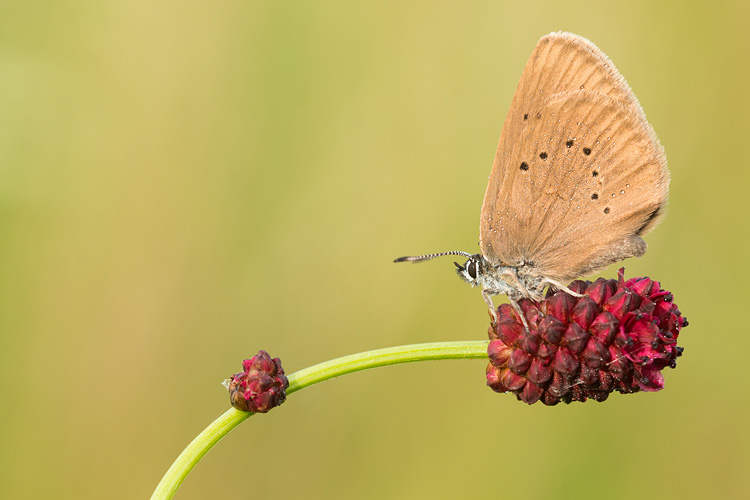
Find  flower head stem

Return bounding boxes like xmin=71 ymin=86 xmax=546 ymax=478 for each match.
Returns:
xmin=286 ymin=340 xmax=490 ymax=394
xmin=150 ymin=340 xmax=489 ymax=500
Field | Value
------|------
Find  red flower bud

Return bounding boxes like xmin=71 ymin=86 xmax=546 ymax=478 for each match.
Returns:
xmin=227 ymin=351 xmax=289 ymax=413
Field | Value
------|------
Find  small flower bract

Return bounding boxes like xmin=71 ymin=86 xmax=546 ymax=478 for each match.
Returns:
xmin=486 ymin=269 xmax=687 ymax=405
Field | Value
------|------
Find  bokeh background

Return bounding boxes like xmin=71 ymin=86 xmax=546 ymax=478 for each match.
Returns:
xmin=1 ymin=1 xmax=747 ymax=499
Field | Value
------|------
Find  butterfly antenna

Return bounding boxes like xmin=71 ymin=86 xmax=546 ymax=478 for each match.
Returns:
xmin=394 ymin=251 xmax=473 ymax=263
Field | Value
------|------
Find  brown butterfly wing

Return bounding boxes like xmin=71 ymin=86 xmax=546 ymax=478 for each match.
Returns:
xmin=479 ymin=32 xmax=669 ymax=282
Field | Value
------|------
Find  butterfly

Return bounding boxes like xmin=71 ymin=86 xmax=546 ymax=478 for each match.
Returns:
xmin=396 ymin=32 xmax=669 ymax=330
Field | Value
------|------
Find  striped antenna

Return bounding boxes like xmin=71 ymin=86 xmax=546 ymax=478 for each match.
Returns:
xmin=394 ymin=251 xmax=472 ymax=263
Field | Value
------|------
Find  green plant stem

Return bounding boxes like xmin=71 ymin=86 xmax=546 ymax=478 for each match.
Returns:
xmin=150 ymin=340 xmax=489 ymax=500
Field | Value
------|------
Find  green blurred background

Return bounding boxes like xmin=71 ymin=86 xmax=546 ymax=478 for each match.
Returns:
xmin=1 ymin=1 xmax=747 ymax=499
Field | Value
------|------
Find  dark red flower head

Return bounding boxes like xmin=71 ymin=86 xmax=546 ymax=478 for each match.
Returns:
xmin=228 ymin=351 xmax=289 ymax=413
xmin=486 ymin=269 xmax=687 ymax=405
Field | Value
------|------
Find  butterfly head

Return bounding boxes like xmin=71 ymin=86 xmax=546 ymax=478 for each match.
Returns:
xmin=453 ymin=254 xmax=488 ymax=287
xmin=394 ymin=250 xmax=497 ymax=288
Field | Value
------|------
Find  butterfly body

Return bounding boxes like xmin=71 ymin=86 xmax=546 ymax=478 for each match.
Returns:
xmin=454 ymin=254 xmax=544 ymax=300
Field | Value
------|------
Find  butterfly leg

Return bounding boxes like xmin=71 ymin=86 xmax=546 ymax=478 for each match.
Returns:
xmin=483 ymin=287 xmax=532 ymax=332
xmin=542 ymin=278 xmax=584 ymax=298
xmin=509 ymin=298 xmax=531 ymax=333
xmin=481 ymin=288 xmax=499 ymax=323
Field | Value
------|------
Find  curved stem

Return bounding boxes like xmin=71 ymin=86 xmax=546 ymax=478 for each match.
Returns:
xmin=286 ymin=340 xmax=489 ymax=394
xmin=150 ymin=340 xmax=489 ymax=500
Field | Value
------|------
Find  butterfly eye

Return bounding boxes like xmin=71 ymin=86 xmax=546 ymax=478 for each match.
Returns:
xmin=466 ymin=260 xmax=478 ymax=280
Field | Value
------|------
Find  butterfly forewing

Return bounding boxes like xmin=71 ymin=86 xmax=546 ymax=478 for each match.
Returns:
xmin=480 ymin=32 xmax=669 ymax=282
